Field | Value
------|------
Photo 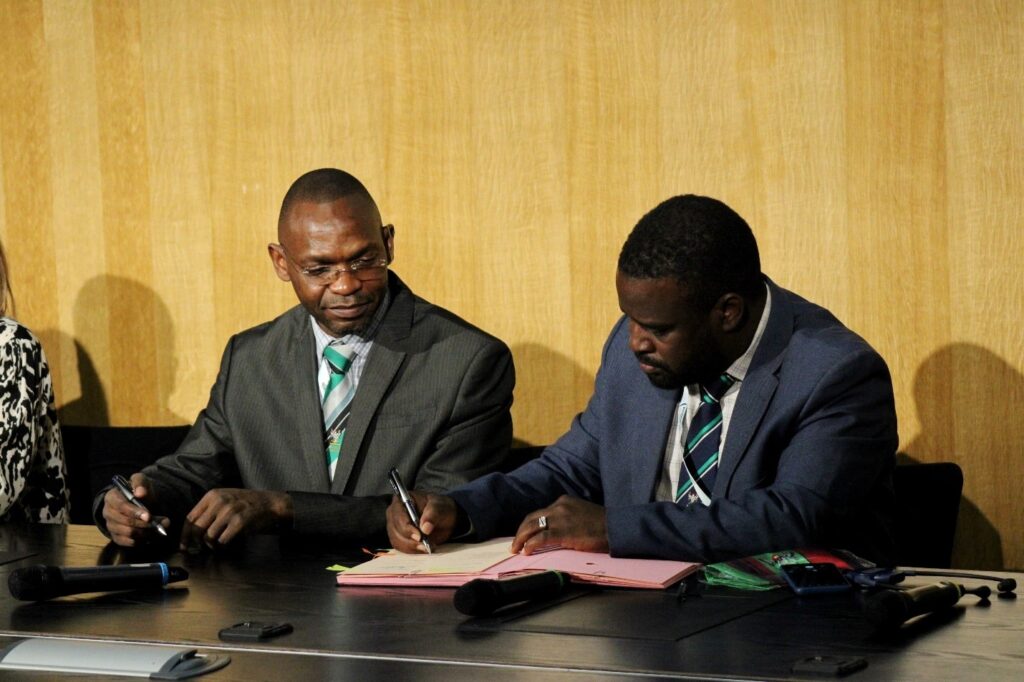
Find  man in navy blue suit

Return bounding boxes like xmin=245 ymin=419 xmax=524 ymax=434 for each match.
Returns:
xmin=388 ymin=194 xmax=897 ymax=564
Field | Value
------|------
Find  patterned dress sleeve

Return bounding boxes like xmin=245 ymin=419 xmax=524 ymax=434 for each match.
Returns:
xmin=0 ymin=319 xmax=69 ymax=523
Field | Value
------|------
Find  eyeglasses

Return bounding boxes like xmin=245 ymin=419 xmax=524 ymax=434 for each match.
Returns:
xmin=276 ymin=231 xmax=392 ymax=285
xmin=295 ymin=256 xmax=389 ymax=285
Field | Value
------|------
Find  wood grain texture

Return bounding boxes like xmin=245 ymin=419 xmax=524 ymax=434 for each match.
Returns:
xmin=0 ymin=0 xmax=1020 ymax=568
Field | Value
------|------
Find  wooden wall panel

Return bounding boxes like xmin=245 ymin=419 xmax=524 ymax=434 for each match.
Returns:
xmin=924 ymin=0 xmax=1024 ymax=570
xmin=41 ymin=0 xmax=106 ymax=425
xmin=1 ymin=0 xmax=1021 ymax=568
xmin=0 ymin=1 xmax=59 ymax=349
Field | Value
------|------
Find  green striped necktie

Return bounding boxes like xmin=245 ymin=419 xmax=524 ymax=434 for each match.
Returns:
xmin=675 ymin=373 xmax=735 ymax=506
xmin=322 ymin=342 xmax=356 ymax=481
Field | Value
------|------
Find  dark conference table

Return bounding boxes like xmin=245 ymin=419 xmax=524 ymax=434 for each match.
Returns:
xmin=0 ymin=524 xmax=1021 ymax=680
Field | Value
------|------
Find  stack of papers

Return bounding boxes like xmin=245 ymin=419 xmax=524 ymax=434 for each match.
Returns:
xmin=336 ymin=537 xmax=701 ymax=589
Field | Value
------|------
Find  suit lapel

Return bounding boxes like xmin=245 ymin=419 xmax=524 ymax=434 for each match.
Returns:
xmin=330 ymin=275 xmax=412 ymax=494
xmin=715 ymin=282 xmax=790 ymax=495
xmin=633 ymin=383 xmax=680 ymax=502
xmin=279 ymin=309 xmax=332 ymax=491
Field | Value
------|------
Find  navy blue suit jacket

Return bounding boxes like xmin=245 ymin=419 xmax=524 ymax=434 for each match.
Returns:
xmin=451 ymin=280 xmax=897 ymax=564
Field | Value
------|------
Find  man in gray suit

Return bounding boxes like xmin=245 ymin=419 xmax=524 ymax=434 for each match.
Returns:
xmin=389 ymin=194 xmax=897 ymax=564
xmin=98 ymin=168 xmax=514 ymax=549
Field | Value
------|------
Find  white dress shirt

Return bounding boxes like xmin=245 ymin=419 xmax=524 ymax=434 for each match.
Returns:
xmin=655 ymin=283 xmax=772 ymax=503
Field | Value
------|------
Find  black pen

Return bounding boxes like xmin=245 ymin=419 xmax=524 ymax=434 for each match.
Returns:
xmin=112 ymin=475 xmax=168 ymax=537
xmin=388 ymin=468 xmax=432 ymax=554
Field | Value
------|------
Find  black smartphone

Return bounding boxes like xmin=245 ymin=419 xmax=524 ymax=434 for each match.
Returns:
xmin=780 ymin=563 xmax=852 ymax=595
xmin=792 ymin=655 xmax=868 ymax=676
xmin=218 ymin=621 xmax=294 ymax=642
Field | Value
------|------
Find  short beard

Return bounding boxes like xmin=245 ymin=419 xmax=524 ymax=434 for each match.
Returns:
xmin=645 ymin=371 xmax=684 ymax=390
xmin=637 ymin=357 xmax=686 ymax=390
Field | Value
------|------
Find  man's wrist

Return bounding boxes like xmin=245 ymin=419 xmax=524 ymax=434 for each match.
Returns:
xmin=270 ymin=491 xmax=294 ymax=531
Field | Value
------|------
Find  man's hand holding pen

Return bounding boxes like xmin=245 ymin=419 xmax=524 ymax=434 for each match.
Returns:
xmin=387 ymin=468 xmax=433 ymax=553
xmin=103 ymin=473 xmax=171 ymax=547
xmin=386 ymin=491 xmax=460 ymax=554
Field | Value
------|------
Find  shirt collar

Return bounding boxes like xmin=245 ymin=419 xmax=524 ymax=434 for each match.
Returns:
xmin=724 ymin=281 xmax=772 ymax=383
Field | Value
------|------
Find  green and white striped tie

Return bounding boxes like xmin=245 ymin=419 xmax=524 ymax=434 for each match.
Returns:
xmin=675 ymin=373 xmax=735 ymax=506
xmin=322 ymin=342 xmax=356 ymax=481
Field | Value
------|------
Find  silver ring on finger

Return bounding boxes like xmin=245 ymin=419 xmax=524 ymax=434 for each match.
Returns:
xmin=538 ymin=515 xmax=548 ymax=530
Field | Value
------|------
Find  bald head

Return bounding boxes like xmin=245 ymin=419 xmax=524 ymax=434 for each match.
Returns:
xmin=278 ymin=168 xmax=379 ymax=238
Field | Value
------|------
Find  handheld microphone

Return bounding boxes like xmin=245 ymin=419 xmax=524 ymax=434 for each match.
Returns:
xmin=863 ymin=581 xmax=965 ymax=631
xmin=8 ymin=563 xmax=189 ymax=601
xmin=454 ymin=570 xmax=570 ymax=617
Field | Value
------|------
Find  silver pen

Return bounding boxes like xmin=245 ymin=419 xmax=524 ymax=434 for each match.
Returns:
xmin=388 ymin=468 xmax=432 ymax=554
xmin=112 ymin=475 xmax=168 ymax=537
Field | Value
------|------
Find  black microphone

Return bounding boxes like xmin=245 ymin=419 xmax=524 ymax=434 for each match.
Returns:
xmin=9 ymin=563 xmax=189 ymax=601
xmin=863 ymin=581 xmax=964 ymax=631
xmin=454 ymin=570 xmax=570 ymax=617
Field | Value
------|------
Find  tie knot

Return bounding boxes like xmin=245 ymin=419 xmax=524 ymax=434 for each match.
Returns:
xmin=324 ymin=343 xmax=355 ymax=376
xmin=701 ymin=374 xmax=735 ymax=403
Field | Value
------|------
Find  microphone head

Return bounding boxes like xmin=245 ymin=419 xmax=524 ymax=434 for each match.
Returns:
xmin=8 ymin=565 xmax=64 ymax=601
xmin=863 ymin=589 xmax=910 ymax=631
xmin=453 ymin=579 xmax=502 ymax=617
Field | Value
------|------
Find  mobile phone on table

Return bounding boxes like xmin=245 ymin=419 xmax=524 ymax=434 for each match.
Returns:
xmin=792 ymin=655 xmax=868 ymax=676
xmin=218 ymin=621 xmax=293 ymax=642
xmin=780 ymin=563 xmax=852 ymax=595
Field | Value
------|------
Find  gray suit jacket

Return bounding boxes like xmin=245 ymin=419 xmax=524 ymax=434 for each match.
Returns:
xmin=451 ymin=280 xmax=897 ymax=564
xmin=98 ymin=274 xmax=514 ymax=544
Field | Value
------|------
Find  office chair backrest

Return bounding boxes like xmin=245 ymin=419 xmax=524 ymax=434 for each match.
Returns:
xmin=61 ymin=424 xmax=192 ymax=524
xmin=892 ymin=462 xmax=963 ymax=568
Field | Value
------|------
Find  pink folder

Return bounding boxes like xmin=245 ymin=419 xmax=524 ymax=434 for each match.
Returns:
xmin=336 ymin=538 xmax=701 ymax=589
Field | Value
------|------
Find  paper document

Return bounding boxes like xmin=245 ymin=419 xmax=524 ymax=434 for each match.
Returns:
xmin=337 ymin=537 xmax=701 ymax=589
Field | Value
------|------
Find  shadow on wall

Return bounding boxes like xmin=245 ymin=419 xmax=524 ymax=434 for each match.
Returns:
xmin=509 ymin=342 xmax=595 ymax=450
xmin=37 ymin=275 xmax=186 ymax=427
xmin=36 ymin=328 xmax=108 ymax=426
xmin=902 ymin=342 xmax=1022 ymax=570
